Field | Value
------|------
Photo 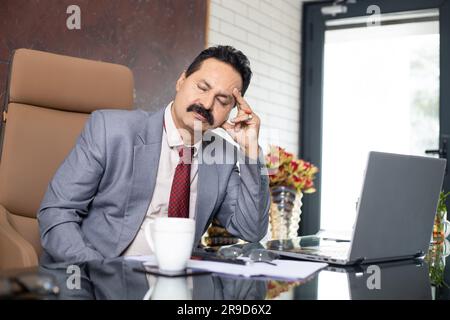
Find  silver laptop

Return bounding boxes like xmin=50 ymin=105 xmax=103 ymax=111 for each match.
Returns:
xmin=265 ymin=151 xmax=446 ymax=265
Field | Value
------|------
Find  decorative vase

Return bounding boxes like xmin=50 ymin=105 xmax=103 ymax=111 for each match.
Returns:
xmin=269 ymin=186 xmax=303 ymax=240
xmin=432 ymin=210 xmax=450 ymax=244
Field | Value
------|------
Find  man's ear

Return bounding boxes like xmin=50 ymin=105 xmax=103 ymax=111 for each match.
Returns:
xmin=176 ymin=71 xmax=187 ymax=92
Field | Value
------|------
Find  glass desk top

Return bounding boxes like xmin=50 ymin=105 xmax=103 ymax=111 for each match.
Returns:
xmin=2 ymin=241 xmax=450 ymax=300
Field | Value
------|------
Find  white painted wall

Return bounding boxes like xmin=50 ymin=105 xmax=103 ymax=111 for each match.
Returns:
xmin=207 ymin=0 xmax=302 ymax=156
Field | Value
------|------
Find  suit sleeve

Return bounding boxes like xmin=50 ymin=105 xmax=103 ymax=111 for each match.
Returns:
xmin=37 ymin=111 xmax=106 ymax=263
xmin=215 ymin=147 xmax=270 ymax=243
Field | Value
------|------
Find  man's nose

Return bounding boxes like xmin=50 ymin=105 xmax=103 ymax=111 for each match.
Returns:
xmin=199 ymin=93 xmax=214 ymax=110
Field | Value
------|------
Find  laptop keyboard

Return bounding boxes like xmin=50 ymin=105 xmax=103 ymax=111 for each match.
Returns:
xmin=309 ymin=248 xmax=349 ymax=259
xmin=298 ymin=244 xmax=350 ymax=260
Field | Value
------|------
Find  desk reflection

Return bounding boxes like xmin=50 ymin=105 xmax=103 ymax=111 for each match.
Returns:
xmin=38 ymin=259 xmax=267 ymax=300
xmin=35 ymin=257 xmax=441 ymax=300
xmin=315 ymin=260 xmax=432 ymax=300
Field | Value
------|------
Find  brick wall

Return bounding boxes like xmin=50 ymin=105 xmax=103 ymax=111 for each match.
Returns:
xmin=208 ymin=0 xmax=302 ymax=156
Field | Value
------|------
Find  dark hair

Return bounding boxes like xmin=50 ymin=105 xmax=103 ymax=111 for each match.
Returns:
xmin=185 ymin=45 xmax=252 ymax=95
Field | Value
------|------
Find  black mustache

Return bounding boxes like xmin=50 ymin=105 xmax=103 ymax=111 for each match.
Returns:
xmin=187 ymin=104 xmax=214 ymax=125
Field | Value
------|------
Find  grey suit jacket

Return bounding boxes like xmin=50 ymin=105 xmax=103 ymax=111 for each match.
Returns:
xmin=38 ymin=107 xmax=270 ymax=263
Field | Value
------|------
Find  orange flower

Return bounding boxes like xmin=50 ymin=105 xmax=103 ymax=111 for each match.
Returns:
xmin=265 ymin=145 xmax=318 ymax=194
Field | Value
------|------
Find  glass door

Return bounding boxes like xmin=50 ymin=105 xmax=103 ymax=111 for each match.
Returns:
xmin=322 ymin=11 xmax=439 ymax=231
xmin=300 ymin=0 xmax=450 ymax=235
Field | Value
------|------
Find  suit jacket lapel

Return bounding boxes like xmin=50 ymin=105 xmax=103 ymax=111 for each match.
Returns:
xmin=117 ymin=108 xmax=164 ymax=255
xmin=194 ymin=140 xmax=219 ymax=246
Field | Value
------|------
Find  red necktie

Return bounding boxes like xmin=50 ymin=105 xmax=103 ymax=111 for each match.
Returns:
xmin=168 ymin=146 xmax=194 ymax=218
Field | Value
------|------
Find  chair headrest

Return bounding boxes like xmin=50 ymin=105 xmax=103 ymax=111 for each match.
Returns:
xmin=8 ymin=49 xmax=134 ymax=112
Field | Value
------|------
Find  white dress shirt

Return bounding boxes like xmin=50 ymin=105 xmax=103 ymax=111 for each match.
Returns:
xmin=123 ymin=103 xmax=202 ymax=256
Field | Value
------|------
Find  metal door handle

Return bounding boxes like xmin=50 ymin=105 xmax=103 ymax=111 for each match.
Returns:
xmin=425 ymin=138 xmax=448 ymax=159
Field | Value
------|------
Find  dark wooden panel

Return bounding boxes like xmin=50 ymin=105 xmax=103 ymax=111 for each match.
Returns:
xmin=0 ymin=0 xmax=207 ymax=111
xmin=0 ymin=62 xmax=7 ymax=109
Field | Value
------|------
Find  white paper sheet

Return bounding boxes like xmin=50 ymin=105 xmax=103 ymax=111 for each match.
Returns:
xmin=126 ymin=255 xmax=327 ymax=280
xmin=125 ymin=255 xmax=156 ymax=263
xmin=186 ymin=258 xmax=327 ymax=280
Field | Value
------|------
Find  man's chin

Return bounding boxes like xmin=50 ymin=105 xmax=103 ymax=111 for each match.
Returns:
xmin=191 ymin=118 xmax=211 ymax=131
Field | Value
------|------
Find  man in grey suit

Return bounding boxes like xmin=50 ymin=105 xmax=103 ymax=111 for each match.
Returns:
xmin=38 ymin=45 xmax=270 ymax=263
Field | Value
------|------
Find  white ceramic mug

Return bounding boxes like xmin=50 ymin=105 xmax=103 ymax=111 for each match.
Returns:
xmin=144 ymin=217 xmax=195 ymax=272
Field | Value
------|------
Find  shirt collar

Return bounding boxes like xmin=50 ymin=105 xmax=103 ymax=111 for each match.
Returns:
xmin=164 ymin=102 xmax=202 ymax=157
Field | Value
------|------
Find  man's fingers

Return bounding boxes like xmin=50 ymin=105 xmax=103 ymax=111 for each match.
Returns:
xmin=233 ymin=88 xmax=252 ymax=114
xmin=231 ymin=114 xmax=253 ymax=124
xmin=221 ymin=120 xmax=240 ymax=133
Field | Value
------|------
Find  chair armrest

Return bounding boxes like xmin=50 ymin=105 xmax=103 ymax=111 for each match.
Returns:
xmin=0 ymin=205 xmax=38 ymax=270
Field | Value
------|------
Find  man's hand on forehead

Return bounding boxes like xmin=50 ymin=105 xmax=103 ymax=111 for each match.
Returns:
xmin=221 ymin=88 xmax=261 ymax=160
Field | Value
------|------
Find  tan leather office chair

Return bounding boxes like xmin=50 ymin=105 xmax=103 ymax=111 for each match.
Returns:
xmin=0 ymin=49 xmax=134 ymax=270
